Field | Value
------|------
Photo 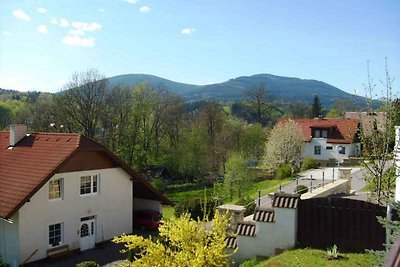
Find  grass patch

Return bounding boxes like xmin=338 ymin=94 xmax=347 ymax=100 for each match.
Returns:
xmin=166 ymin=187 xmax=212 ymax=203
xmin=162 ymin=206 xmax=175 ymax=220
xmin=246 ymin=248 xmax=377 ymax=267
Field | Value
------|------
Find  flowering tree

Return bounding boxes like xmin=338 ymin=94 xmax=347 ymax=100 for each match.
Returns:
xmin=262 ymin=119 xmax=304 ymax=171
xmin=113 ymin=212 xmax=231 ymax=267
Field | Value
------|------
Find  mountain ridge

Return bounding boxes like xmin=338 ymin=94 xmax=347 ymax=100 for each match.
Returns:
xmin=107 ymin=73 xmax=368 ymax=107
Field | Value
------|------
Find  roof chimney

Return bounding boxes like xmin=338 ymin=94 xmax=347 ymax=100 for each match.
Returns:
xmin=9 ymin=124 xmax=27 ymax=146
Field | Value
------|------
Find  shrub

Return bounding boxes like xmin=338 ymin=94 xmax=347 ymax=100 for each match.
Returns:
xmin=276 ymin=164 xmax=292 ymax=179
xmin=151 ymin=178 xmax=167 ymax=193
xmin=301 ymin=158 xmax=320 ymax=171
xmin=165 ymin=183 xmax=201 ymax=193
xmin=236 ymin=196 xmax=256 ymax=217
xmin=75 ymin=261 xmax=100 ymax=267
xmin=295 ymin=185 xmax=308 ymax=195
xmin=175 ymin=197 xmax=222 ymax=220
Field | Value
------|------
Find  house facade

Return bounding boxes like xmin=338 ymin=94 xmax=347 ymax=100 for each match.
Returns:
xmin=288 ymin=118 xmax=361 ymax=165
xmin=0 ymin=125 xmax=171 ymax=266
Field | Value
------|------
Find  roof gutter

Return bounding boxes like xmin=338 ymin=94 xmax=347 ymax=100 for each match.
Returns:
xmin=0 ymin=216 xmax=13 ymax=224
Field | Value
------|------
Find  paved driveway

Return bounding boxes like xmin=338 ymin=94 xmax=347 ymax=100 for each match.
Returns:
xmin=25 ymin=230 xmax=155 ymax=267
xmin=255 ymin=167 xmax=366 ymax=207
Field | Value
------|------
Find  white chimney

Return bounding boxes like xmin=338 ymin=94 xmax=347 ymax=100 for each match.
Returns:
xmin=9 ymin=124 xmax=27 ymax=146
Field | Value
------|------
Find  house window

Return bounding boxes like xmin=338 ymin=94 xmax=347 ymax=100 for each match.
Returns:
xmin=314 ymin=146 xmax=321 ymax=155
xmin=49 ymin=178 xmax=63 ymax=200
xmin=339 ymin=146 xmax=346 ymax=154
xmin=322 ymin=130 xmax=328 ymax=138
xmin=314 ymin=130 xmax=321 ymax=138
xmin=80 ymin=174 xmax=99 ymax=195
xmin=49 ymin=223 xmax=63 ymax=247
xmin=326 ymin=146 xmax=333 ymax=150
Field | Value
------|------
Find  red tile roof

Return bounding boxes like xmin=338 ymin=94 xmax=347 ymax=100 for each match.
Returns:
xmin=0 ymin=132 xmax=172 ymax=219
xmin=279 ymin=118 xmax=360 ymax=144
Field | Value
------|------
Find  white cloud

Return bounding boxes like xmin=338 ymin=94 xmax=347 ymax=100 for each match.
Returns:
xmin=61 ymin=35 xmax=95 ymax=47
xmin=50 ymin=18 xmax=69 ymax=27
xmin=2 ymin=31 xmax=13 ymax=36
xmin=98 ymin=8 xmax=106 ymax=12
xmin=12 ymin=9 xmax=31 ymax=21
xmin=69 ymin=22 xmax=102 ymax=35
xmin=181 ymin=28 xmax=196 ymax=35
xmin=59 ymin=18 xmax=69 ymax=27
xmin=61 ymin=21 xmax=102 ymax=47
xmin=37 ymin=24 xmax=48 ymax=34
xmin=124 ymin=0 xmax=138 ymax=4
xmin=139 ymin=6 xmax=151 ymax=13
xmin=37 ymin=7 xmax=47 ymax=14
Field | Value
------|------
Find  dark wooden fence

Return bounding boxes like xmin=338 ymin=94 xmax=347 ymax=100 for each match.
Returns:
xmin=297 ymin=197 xmax=395 ymax=252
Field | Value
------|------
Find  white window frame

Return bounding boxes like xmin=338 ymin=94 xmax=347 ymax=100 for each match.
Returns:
xmin=338 ymin=146 xmax=346 ymax=155
xmin=48 ymin=222 xmax=64 ymax=248
xmin=49 ymin=178 xmax=63 ymax=200
xmin=314 ymin=129 xmax=321 ymax=138
xmin=80 ymin=174 xmax=100 ymax=195
xmin=326 ymin=146 xmax=333 ymax=150
xmin=314 ymin=145 xmax=321 ymax=155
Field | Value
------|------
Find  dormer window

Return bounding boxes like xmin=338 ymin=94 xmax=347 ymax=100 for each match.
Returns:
xmin=313 ymin=128 xmax=328 ymax=138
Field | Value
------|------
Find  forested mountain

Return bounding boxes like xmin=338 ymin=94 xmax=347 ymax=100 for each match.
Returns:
xmin=106 ymin=73 xmax=368 ymax=107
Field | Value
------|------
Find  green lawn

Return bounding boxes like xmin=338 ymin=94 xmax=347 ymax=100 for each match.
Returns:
xmin=240 ymin=248 xmax=377 ymax=267
xmin=163 ymin=178 xmax=292 ymax=219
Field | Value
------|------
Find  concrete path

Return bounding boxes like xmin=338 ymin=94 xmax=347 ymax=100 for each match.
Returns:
xmin=255 ymin=167 xmax=366 ymax=208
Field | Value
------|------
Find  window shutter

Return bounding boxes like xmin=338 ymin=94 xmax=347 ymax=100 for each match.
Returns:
xmin=97 ymin=174 xmax=101 ymax=194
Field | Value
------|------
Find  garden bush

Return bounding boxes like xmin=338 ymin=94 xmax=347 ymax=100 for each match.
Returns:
xmin=175 ymin=197 xmax=222 ymax=220
xmin=301 ymin=157 xmax=320 ymax=171
xmin=295 ymin=185 xmax=308 ymax=195
xmin=165 ymin=183 xmax=202 ymax=193
xmin=150 ymin=178 xmax=167 ymax=193
xmin=75 ymin=261 xmax=100 ymax=267
xmin=236 ymin=196 xmax=256 ymax=217
xmin=276 ymin=164 xmax=292 ymax=179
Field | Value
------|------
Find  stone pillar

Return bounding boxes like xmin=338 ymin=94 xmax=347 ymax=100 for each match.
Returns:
xmin=339 ymin=168 xmax=352 ymax=194
xmin=218 ymin=204 xmax=246 ymax=234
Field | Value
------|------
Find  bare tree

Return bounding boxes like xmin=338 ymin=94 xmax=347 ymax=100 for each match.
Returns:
xmin=245 ymin=83 xmax=268 ymax=124
xmin=54 ymin=69 xmax=107 ymax=138
xmin=362 ymin=59 xmax=396 ymax=205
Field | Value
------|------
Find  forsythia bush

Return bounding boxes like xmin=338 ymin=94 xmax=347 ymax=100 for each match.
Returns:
xmin=113 ymin=212 xmax=232 ymax=267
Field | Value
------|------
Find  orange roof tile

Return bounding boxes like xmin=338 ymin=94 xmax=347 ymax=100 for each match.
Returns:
xmin=278 ymin=118 xmax=360 ymax=144
xmin=0 ymin=132 xmax=172 ymax=219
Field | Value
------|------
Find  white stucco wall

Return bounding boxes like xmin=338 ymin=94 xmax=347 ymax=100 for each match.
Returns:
xmin=133 ymin=198 xmax=161 ymax=212
xmin=301 ymin=138 xmax=360 ymax=163
xmin=233 ymin=208 xmax=297 ymax=264
xmin=17 ymin=167 xmax=133 ymax=264
xmin=0 ymin=214 xmax=19 ymax=267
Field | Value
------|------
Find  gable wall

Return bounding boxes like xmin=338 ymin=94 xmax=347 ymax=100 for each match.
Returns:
xmin=17 ymin=167 xmax=132 ymax=264
xmin=301 ymin=138 xmax=360 ymax=163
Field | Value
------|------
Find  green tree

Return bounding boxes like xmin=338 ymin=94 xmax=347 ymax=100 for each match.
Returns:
xmin=0 ymin=103 xmax=13 ymax=130
xmin=245 ymin=83 xmax=268 ymax=124
xmin=224 ymin=153 xmax=252 ymax=201
xmin=310 ymin=94 xmax=322 ymax=118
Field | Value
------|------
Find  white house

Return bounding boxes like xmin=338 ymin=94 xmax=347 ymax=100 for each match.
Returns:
xmin=0 ymin=125 xmax=172 ymax=267
xmin=284 ymin=118 xmax=361 ymax=166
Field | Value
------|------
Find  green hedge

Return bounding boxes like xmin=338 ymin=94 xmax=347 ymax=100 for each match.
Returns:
xmin=276 ymin=164 xmax=292 ymax=179
xmin=175 ymin=197 xmax=222 ymax=220
xmin=165 ymin=183 xmax=202 ymax=193
xmin=301 ymin=158 xmax=320 ymax=171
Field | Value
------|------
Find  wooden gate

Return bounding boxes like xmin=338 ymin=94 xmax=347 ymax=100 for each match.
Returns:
xmin=297 ymin=197 xmax=393 ymax=252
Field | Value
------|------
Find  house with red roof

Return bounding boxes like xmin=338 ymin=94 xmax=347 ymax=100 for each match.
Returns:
xmin=288 ymin=118 xmax=361 ymax=165
xmin=0 ymin=125 xmax=172 ymax=266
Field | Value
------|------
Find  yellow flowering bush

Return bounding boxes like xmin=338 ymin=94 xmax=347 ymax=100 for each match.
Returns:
xmin=113 ymin=212 xmax=231 ymax=267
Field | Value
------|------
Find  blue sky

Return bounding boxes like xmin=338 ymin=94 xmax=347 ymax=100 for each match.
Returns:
xmin=0 ymin=0 xmax=399 ymax=96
